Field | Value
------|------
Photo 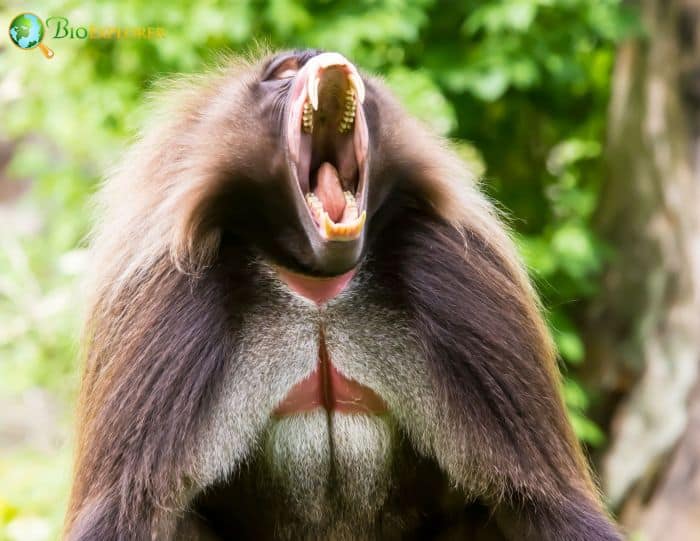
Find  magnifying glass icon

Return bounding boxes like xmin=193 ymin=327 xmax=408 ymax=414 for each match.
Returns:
xmin=9 ymin=13 xmax=55 ymax=59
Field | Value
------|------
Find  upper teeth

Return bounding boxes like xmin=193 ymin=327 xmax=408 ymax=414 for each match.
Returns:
xmin=348 ymin=72 xmax=365 ymax=105
xmin=338 ymin=88 xmax=356 ymax=134
xmin=301 ymin=88 xmax=357 ymax=135
xmin=302 ymin=101 xmax=313 ymax=133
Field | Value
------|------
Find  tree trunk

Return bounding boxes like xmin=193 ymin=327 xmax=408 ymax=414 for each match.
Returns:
xmin=584 ymin=0 xmax=700 ymax=538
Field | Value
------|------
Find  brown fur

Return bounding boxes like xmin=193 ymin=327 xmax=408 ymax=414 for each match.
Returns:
xmin=65 ymin=50 xmax=621 ymax=540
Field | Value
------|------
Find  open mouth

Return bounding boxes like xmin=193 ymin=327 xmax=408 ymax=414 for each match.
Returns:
xmin=286 ymin=53 xmax=369 ymax=242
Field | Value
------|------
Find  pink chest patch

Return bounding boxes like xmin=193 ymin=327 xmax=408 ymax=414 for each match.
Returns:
xmin=275 ymin=267 xmax=356 ymax=304
xmin=272 ymin=267 xmax=386 ymax=417
xmin=273 ymin=335 xmax=387 ymax=417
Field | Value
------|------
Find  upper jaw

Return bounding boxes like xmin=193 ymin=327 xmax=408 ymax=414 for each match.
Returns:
xmin=285 ymin=52 xmax=370 ymax=274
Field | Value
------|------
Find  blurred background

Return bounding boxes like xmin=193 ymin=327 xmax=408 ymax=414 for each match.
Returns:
xmin=1 ymin=0 xmax=699 ymax=539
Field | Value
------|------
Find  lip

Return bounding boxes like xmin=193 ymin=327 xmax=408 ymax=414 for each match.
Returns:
xmin=284 ymin=52 xmax=370 ymax=273
xmin=273 ymin=334 xmax=387 ymax=417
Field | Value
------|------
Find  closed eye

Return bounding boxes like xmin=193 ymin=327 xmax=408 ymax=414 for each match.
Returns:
xmin=266 ymin=57 xmax=299 ymax=80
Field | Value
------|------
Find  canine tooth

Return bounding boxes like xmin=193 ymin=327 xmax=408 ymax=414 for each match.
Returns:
xmin=322 ymin=212 xmax=334 ymax=238
xmin=308 ymin=72 xmax=320 ymax=111
xmin=355 ymin=210 xmax=367 ymax=231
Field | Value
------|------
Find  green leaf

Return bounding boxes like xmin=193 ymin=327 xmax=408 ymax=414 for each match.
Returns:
xmin=385 ymin=67 xmax=457 ymax=135
xmin=468 ymin=68 xmax=510 ymax=101
xmin=551 ymin=223 xmax=600 ymax=279
xmin=569 ymin=410 xmax=606 ymax=446
xmin=518 ymin=235 xmax=558 ymax=278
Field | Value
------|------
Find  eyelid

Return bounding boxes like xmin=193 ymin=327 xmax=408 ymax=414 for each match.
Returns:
xmin=264 ymin=56 xmax=300 ymax=80
xmin=275 ymin=68 xmax=298 ymax=79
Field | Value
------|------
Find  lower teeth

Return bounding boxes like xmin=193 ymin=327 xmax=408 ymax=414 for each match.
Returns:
xmin=305 ymin=191 xmax=358 ymax=223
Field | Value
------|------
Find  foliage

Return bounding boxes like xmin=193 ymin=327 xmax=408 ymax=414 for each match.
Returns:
xmin=0 ymin=0 xmax=637 ymax=538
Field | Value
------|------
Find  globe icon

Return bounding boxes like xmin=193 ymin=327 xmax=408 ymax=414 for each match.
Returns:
xmin=8 ymin=13 xmax=54 ymax=58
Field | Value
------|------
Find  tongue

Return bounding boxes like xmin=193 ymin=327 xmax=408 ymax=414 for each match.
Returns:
xmin=314 ymin=162 xmax=346 ymax=223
